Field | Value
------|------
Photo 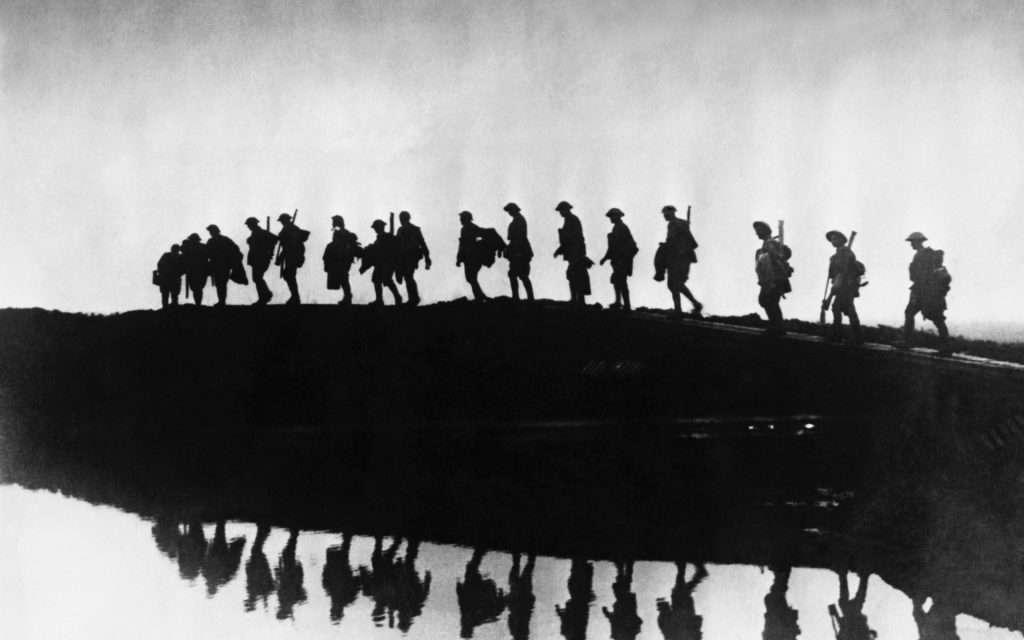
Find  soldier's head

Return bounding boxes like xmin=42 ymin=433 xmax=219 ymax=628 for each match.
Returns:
xmin=753 ymin=221 xmax=772 ymax=240
xmin=458 ymin=211 xmax=473 ymax=225
xmin=905 ymin=231 xmax=927 ymax=249
xmin=606 ymin=208 xmax=624 ymax=223
xmin=503 ymin=202 xmax=521 ymax=217
xmin=371 ymin=219 xmax=387 ymax=234
xmin=825 ymin=230 xmax=847 ymax=247
xmin=331 ymin=214 xmax=345 ymax=230
xmin=661 ymin=205 xmax=677 ymax=221
xmin=244 ymin=217 xmax=260 ymax=229
xmin=206 ymin=224 xmax=221 ymax=237
xmin=187 ymin=232 xmax=201 ymax=242
xmin=278 ymin=213 xmax=292 ymax=226
xmin=171 ymin=243 xmax=181 ymax=254
xmin=555 ymin=201 xmax=573 ymax=217
xmin=399 ymin=211 xmax=411 ymax=224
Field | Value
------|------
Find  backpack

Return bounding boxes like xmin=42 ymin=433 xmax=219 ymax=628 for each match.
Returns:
xmin=478 ymin=228 xmax=507 ymax=268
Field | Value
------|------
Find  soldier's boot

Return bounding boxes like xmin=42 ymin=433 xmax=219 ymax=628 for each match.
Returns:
xmin=682 ymin=287 xmax=702 ymax=316
xmin=611 ymin=288 xmax=622 ymax=309
xmin=523 ymin=279 xmax=534 ymax=302
xmin=935 ymin=320 xmax=953 ymax=356
xmin=406 ymin=278 xmax=420 ymax=306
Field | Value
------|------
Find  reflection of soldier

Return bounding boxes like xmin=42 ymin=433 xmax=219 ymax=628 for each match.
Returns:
xmin=276 ymin=214 xmax=310 ymax=305
xmin=245 ymin=524 xmax=276 ymax=613
xmin=828 ymin=571 xmax=875 ymax=640
xmin=176 ymin=518 xmax=208 ymax=581
xmin=824 ymin=231 xmax=863 ymax=343
xmin=457 ymin=211 xmax=488 ymax=301
xmin=507 ymin=552 xmax=536 ymax=640
xmin=244 ymin=217 xmax=277 ymax=305
xmin=395 ymin=211 xmax=432 ymax=306
xmin=603 ymin=561 xmax=643 ymax=640
xmin=206 ymin=224 xmax=244 ymax=306
xmin=762 ymin=566 xmax=800 ymax=640
xmin=394 ymin=539 xmax=432 ymax=632
xmin=913 ymin=597 xmax=959 ymax=640
xmin=156 ymin=244 xmax=183 ymax=308
xmin=323 ymin=216 xmax=361 ymax=305
xmin=275 ymin=529 xmax=307 ymax=620
xmin=360 ymin=220 xmax=403 ymax=306
xmin=201 ymin=520 xmax=246 ymax=596
xmin=555 ymin=558 xmax=595 ymax=640
xmin=456 ymin=547 xmax=507 ymax=638
xmin=151 ymin=515 xmax=180 ymax=560
xmin=900 ymin=232 xmax=952 ymax=355
xmin=359 ymin=536 xmax=403 ymax=627
xmin=553 ymin=201 xmax=592 ymax=306
xmin=656 ymin=205 xmax=702 ymax=316
xmin=322 ymin=533 xmax=361 ymax=622
xmin=504 ymin=203 xmax=535 ymax=301
xmin=657 ymin=562 xmax=707 ymax=640
xmin=600 ymin=208 xmax=638 ymax=311
xmin=753 ymin=222 xmax=792 ymax=336
xmin=180 ymin=233 xmax=208 ymax=305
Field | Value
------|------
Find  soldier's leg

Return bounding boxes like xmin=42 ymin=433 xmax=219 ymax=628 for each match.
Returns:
xmin=509 ymin=274 xmax=520 ymax=300
xmin=386 ymin=277 xmax=402 ymax=305
xmin=611 ymin=273 xmax=622 ymax=308
xmin=406 ymin=272 xmax=419 ymax=305
xmin=215 ymin=273 xmax=228 ymax=306
xmin=284 ymin=267 xmax=300 ymax=304
xmin=191 ymin=277 xmax=204 ymax=306
xmin=903 ymin=294 xmax=919 ymax=341
xmin=679 ymin=284 xmax=702 ymax=314
xmin=846 ymin=299 xmax=862 ymax=342
xmin=671 ymin=290 xmax=682 ymax=314
xmin=373 ymin=281 xmax=384 ymax=304
xmin=522 ymin=276 xmax=534 ymax=301
xmin=160 ymin=287 xmax=169 ymax=308
xmin=621 ymin=280 xmax=631 ymax=311
xmin=466 ymin=264 xmax=485 ymax=300
xmin=340 ymin=271 xmax=352 ymax=304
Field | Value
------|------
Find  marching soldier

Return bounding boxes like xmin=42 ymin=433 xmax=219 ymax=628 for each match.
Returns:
xmin=360 ymin=219 xmax=402 ymax=305
xmin=823 ymin=231 xmax=863 ymax=343
xmin=753 ymin=221 xmax=792 ymax=335
xmin=244 ymin=217 xmax=277 ymax=305
xmin=657 ymin=205 xmax=703 ymax=316
xmin=553 ymin=201 xmax=592 ymax=306
xmin=395 ymin=211 xmax=432 ymax=306
xmin=323 ymin=215 xmax=361 ymax=305
xmin=276 ymin=213 xmax=309 ymax=305
xmin=180 ymin=232 xmax=208 ymax=306
xmin=205 ymin=224 xmax=243 ymax=307
xmin=504 ymin=202 xmax=534 ymax=301
xmin=599 ymin=208 xmax=638 ymax=311
xmin=901 ymin=231 xmax=952 ymax=355
xmin=456 ymin=211 xmax=488 ymax=301
xmin=155 ymin=243 xmax=183 ymax=308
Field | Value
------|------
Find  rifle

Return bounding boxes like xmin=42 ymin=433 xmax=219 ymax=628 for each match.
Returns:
xmin=389 ymin=211 xmax=395 ymax=236
xmin=686 ymin=205 xmax=691 ymax=224
xmin=819 ymin=230 xmax=857 ymax=323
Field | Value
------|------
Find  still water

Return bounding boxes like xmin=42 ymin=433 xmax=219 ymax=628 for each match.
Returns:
xmin=1 ymin=484 xmax=1018 ymax=640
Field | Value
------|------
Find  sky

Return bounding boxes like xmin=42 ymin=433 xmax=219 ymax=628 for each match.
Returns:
xmin=2 ymin=0 xmax=1023 ymax=331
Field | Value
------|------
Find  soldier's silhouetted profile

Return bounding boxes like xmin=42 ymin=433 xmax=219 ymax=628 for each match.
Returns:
xmin=360 ymin=220 xmax=403 ymax=306
xmin=324 ymin=216 xmax=361 ymax=305
xmin=206 ymin=224 xmax=245 ymax=306
xmin=656 ymin=562 xmax=707 ymax=640
xmin=553 ymin=201 xmax=592 ymax=306
xmin=900 ymin=232 xmax=952 ymax=355
xmin=507 ymin=552 xmax=536 ymax=640
xmin=322 ymin=533 xmax=361 ymax=622
xmin=762 ymin=566 xmax=800 ymax=640
xmin=275 ymin=529 xmax=307 ymax=620
xmin=823 ymin=231 xmax=863 ymax=343
xmin=456 ymin=547 xmax=507 ymax=638
xmin=456 ymin=211 xmax=489 ymax=301
xmin=753 ymin=222 xmax=792 ymax=335
xmin=201 ymin=520 xmax=246 ymax=596
xmin=556 ymin=558 xmax=595 ymax=640
xmin=828 ymin=570 xmax=875 ymax=640
xmin=276 ymin=213 xmax=309 ymax=305
xmin=180 ymin=233 xmax=208 ymax=306
xmin=504 ymin=203 xmax=535 ymax=301
xmin=395 ymin=211 xmax=432 ymax=306
xmin=245 ymin=523 xmax=275 ymax=612
xmin=603 ymin=560 xmax=643 ymax=640
xmin=156 ymin=244 xmax=183 ymax=308
xmin=600 ymin=208 xmax=638 ymax=311
xmin=913 ymin=596 xmax=959 ymax=640
xmin=245 ymin=217 xmax=277 ymax=305
xmin=656 ymin=205 xmax=702 ymax=316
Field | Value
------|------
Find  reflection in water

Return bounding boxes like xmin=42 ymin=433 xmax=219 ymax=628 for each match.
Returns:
xmin=322 ymin=533 xmax=361 ymax=623
xmin=829 ymin=570 xmax=876 ymax=640
xmin=245 ymin=524 xmax=275 ymax=613
xmin=762 ymin=566 xmax=800 ymax=640
xmin=915 ymin=597 xmax=961 ymax=640
xmin=508 ymin=552 xmax=537 ymax=640
xmin=556 ymin=558 xmax=596 ymax=640
xmin=178 ymin=518 xmax=208 ymax=582
xmin=393 ymin=539 xmax=432 ymax=632
xmin=657 ymin=562 xmax=707 ymax=640
xmin=275 ymin=529 xmax=307 ymax=620
xmin=203 ymin=520 xmax=246 ymax=596
xmin=604 ymin=560 xmax=643 ymax=640
xmin=357 ymin=536 xmax=431 ymax=631
xmin=456 ymin=547 xmax=507 ymax=638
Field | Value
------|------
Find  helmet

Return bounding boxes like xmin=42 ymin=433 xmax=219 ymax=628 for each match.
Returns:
xmin=605 ymin=208 xmax=624 ymax=219
xmin=661 ymin=205 xmax=677 ymax=214
xmin=278 ymin=213 xmax=292 ymax=223
xmin=244 ymin=216 xmax=259 ymax=226
xmin=905 ymin=231 xmax=927 ymax=242
xmin=206 ymin=224 xmax=220 ymax=233
xmin=503 ymin=202 xmax=520 ymax=213
xmin=825 ymin=230 xmax=847 ymax=244
xmin=752 ymin=221 xmax=772 ymax=236
xmin=458 ymin=211 xmax=473 ymax=221
xmin=399 ymin=211 xmax=411 ymax=222
xmin=331 ymin=215 xmax=344 ymax=225
xmin=370 ymin=219 xmax=387 ymax=231
xmin=555 ymin=201 xmax=573 ymax=212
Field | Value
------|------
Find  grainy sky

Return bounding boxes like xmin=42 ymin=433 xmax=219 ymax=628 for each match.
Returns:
xmin=2 ymin=0 xmax=1023 ymax=327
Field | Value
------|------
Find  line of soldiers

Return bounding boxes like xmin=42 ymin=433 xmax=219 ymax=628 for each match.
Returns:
xmin=154 ymin=203 xmax=953 ymax=353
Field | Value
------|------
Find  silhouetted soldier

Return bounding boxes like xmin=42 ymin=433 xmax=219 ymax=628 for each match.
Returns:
xmin=504 ymin=202 xmax=535 ymax=301
xmin=457 ymin=547 xmax=507 ymax=638
xmin=603 ymin=560 xmax=643 ymax=640
xmin=762 ymin=565 xmax=800 ymax=640
xmin=456 ymin=211 xmax=489 ymax=301
xmin=828 ymin=570 xmax=875 ymax=640
xmin=394 ymin=539 xmax=432 ymax=633
xmin=206 ymin=224 xmax=244 ymax=306
xmin=245 ymin=523 xmax=276 ymax=613
xmin=656 ymin=205 xmax=703 ymax=316
xmin=322 ymin=533 xmax=361 ymax=623
xmin=395 ymin=211 xmax=432 ymax=306
xmin=360 ymin=220 xmax=403 ymax=306
xmin=176 ymin=518 xmax=208 ymax=582
xmin=600 ymin=208 xmax=638 ymax=311
xmin=180 ymin=233 xmax=208 ymax=305
xmin=201 ymin=519 xmax=246 ymax=596
xmin=553 ymin=201 xmax=592 ymax=306
xmin=244 ymin=217 xmax=277 ymax=305
xmin=276 ymin=213 xmax=310 ymax=305
xmin=753 ymin=221 xmax=792 ymax=335
xmin=556 ymin=558 xmax=595 ymax=640
xmin=275 ymin=528 xmax=307 ymax=620
xmin=507 ymin=552 xmax=537 ymax=640
xmin=156 ymin=244 xmax=183 ymax=308
xmin=656 ymin=562 xmax=707 ymax=640
xmin=824 ymin=231 xmax=863 ymax=343
xmin=323 ymin=215 xmax=361 ymax=305
xmin=913 ymin=596 xmax=959 ymax=640
xmin=900 ymin=231 xmax=952 ymax=355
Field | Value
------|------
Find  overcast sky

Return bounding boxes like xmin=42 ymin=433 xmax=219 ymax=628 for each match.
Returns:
xmin=2 ymin=0 xmax=1023 ymax=330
